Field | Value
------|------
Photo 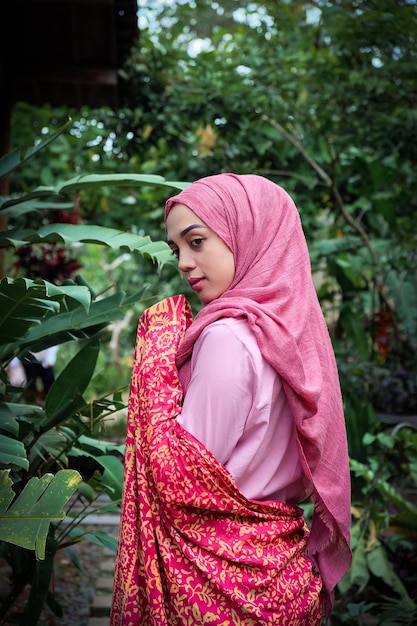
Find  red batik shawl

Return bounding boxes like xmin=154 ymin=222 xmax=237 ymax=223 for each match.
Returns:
xmin=110 ymin=295 xmax=322 ymax=626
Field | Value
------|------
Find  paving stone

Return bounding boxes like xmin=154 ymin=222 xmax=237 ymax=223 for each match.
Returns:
xmin=96 ymin=576 xmax=114 ymax=590
xmin=92 ymin=593 xmax=112 ymax=608
xmin=100 ymin=558 xmax=116 ymax=573
xmin=88 ymin=618 xmax=110 ymax=626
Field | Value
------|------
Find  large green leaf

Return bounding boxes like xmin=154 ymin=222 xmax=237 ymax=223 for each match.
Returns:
xmin=0 ymin=403 xmax=20 ymax=436
xmin=367 ymin=544 xmax=415 ymax=609
xmin=69 ymin=527 xmax=118 ymax=553
xmin=0 ymin=278 xmax=91 ymax=351
xmin=351 ymin=458 xmax=417 ymax=520
xmin=339 ymin=521 xmax=370 ymax=593
xmin=22 ymin=292 xmax=126 ymax=345
xmin=27 ymin=428 xmax=70 ymax=467
xmin=2 ymin=199 xmax=75 ymax=219
xmin=0 ymin=434 xmax=28 ymax=471
xmin=0 ymin=469 xmax=82 ymax=559
xmin=387 ymin=273 xmax=417 ymax=339
xmin=54 ymin=172 xmax=189 ymax=193
xmin=0 ymin=223 xmax=176 ymax=269
xmin=22 ymin=536 xmax=58 ymax=626
xmin=88 ymin=454 xmax=124 ymax=501
xmin=44 ymin=341 xmax=100 ymax=421
xmin=0 ymin=278 xmax=61 ymax=345
xmin=75 ymin=434 xmax=125 ymax=456
xmin=390 ymin=509 xmax=417 ymax=532
xmin=0 ymin=118 xmax=72 ymax=183
xmin=0 ymin=401 xmax=43 ymax=426
xmin=339 ymin=307 xmax=371 ymax=360
xmin=1 ymin=277 xmax=91 ymax=309
xmin=1 ymin=289 xmax=128 ymax=365
xmin=0 ymin=173 xmax=189 ymax=211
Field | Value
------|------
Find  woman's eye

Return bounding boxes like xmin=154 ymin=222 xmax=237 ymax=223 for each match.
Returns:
xmin=191 ymin=238 xmax=203 ymax=248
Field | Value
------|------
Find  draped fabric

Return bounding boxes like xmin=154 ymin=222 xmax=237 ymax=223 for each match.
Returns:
xmin=165 ymin=174 xmax=352 ymax=615
xmin=110 ymin=295 xmax=323 ymax=626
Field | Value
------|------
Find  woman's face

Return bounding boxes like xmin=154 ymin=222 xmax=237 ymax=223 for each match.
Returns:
xmin=166 ymin=203 xmax=235 ymax=304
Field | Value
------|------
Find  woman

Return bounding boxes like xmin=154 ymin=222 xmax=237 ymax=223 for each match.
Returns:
xmin=110 ymin=174 xmax=351 ymax=626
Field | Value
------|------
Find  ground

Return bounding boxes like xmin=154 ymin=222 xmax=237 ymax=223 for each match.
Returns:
xmin=0 ymin=525 xmax=115 ymax=626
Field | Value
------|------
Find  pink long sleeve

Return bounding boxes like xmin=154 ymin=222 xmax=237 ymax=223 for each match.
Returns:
xmin=178 ymin=318 xmax=306 ymax=503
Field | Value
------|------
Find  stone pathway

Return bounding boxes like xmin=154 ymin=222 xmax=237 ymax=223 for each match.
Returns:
xmin=82 ymin=512 xmax=119 ymax=626
xmin=0 ymin=514 xmax=119 ymax=626
xmin=88 ymin=549 xmax=116 ymax=626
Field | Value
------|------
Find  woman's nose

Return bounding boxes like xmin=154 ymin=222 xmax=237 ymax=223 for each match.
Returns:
xmin=178 ymin=250 xmax=196 ymax=273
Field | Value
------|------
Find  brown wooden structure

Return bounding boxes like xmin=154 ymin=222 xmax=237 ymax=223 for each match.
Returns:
xmin=1 ymin=0 xmax=139 ymax=113
xmin=0 ymin=0 xmax=139 ymax=276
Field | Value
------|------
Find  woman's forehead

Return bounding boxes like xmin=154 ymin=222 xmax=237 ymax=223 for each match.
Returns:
xmin=166 ymin=203 xmax=202 ymax=225
xmin=165 ymin=203 xmax=209 ymax=239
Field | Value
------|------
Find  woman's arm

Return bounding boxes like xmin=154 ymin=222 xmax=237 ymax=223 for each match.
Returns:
xmin=178 ymin=320 xmax=254 ymax=465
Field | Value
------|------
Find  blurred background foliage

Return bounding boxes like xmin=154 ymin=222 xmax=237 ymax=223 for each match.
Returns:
xmin=2 ymin=0 xmax=417 ymax=623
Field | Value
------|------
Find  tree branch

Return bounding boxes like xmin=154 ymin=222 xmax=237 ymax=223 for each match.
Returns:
xmin=260 ymin=114 xmax=397 ymax=323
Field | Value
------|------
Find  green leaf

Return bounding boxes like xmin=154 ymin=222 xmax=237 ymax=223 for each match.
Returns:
xmin=0 ymin=278 xmax=60 ymax=346
xmin=387 ymin=274 xmax=417 ymax=337
xmin=1 ymin=222 xmax=128 ymax=248
xmin=348 ymin=529 xmax=370 ymax=592
xmin=45 ymin=341 xmax=100 ymax=419
xmin=90 ymin=454 xmax=124 ymax=501
xmin=0 ymin=403 xmax=20 ymax=436
xmin=77 ymin=481 xmax=96 ymax=503
xmin=55 ymin=172 xmax=189 ymax=193
xmin=312 ymin=237 xmax=352 ymax=257
xmin=1 ymin=401 xmax=43 ymax=424
xmin=86 ymin=530 xmax=118 ymax=552
xmin=2 ymin=199 xmax=75 ymax=218
xmin=76 ymin=434 xmax=125 ymax=456
xmin=18 ymin=292 xmax=126 ymax=349
xmin=0 ymin=469 xmax=82 ymax=559
xmin=0 ymin=148 xmax=22 ymax=183
xmin=1 ymin=174 xmax=189 ymax=211
xmin=339 ymin=308 xmax=371 ymax=360
xmin=69 ymin=527 xmax=118 ymax=553
xmin=0 ymin=433 xmax=29 ymax=471
xmin=28 ymin=428 xmax=69 ymax=466
xmin=367 ymin=545 xmax=415 ymax=608
xmin=0 ymin=118 xmax=72 ymax=182
xmin=390 ymin=510 xmax=417 ymax=532
xmin=22 ymin=535 xmax=58 ymax=625
xmin=376 ymin=478 xmax=417 ymax=518
xmin=0 ymin=278 xmax=91 ymax=355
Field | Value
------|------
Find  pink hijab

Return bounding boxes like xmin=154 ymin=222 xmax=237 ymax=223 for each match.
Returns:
xmin=165 ymin=173 xmax=351 ymax=609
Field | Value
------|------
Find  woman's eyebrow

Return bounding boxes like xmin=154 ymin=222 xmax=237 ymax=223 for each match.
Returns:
xmin=167 ymin=223 xmax=206 ymax=245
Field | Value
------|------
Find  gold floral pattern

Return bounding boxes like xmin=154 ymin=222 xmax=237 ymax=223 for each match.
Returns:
xmin=110 ymin=295 xmax=323 ymax=626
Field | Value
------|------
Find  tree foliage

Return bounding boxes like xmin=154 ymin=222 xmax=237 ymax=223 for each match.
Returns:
xmin=0 ymin=121 xmax=187 ymax=623
xmin=3 ymin=0 xmax=417 ymax=622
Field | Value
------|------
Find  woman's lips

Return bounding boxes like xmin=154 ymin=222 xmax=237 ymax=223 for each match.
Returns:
xmin=188 ymin=277 xmax=205 ymax=291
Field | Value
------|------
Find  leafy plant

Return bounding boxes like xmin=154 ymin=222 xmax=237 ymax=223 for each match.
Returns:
xmin=334 ymin=425 xmax=417 ymax=624
xmin=4 ymin=3 xmax=417 ymax=622
xmin=0 ymin=120 xmax=187 ymax=624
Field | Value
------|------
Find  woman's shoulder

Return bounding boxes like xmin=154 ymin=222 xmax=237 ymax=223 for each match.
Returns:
xmin=196 ymin=317 xmax=263 ymax=367
xmin=200 ymin=316 xmax=256 ymax=345
xmin=191 ymin=317 xmax=263 ymax=393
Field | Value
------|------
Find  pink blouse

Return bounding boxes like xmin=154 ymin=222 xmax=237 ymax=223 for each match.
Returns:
xmin=177 ymin=318 xmax=307 ymax=503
